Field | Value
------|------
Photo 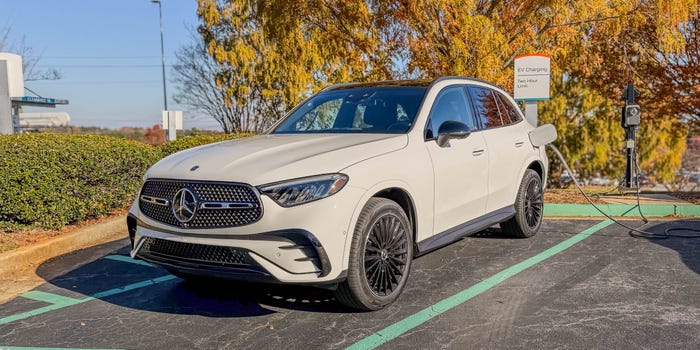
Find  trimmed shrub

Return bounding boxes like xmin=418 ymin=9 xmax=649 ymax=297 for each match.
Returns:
xmin=159 ymin=133 xmax=254 ymax=157
xmin=0 ymin=134 xmax=161 ymax=230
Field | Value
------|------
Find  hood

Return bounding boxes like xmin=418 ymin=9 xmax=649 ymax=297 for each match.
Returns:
xmin=146 ymin=133 xmax=408 ymax=185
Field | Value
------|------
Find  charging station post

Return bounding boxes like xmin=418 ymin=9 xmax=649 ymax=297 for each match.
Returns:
xmin=621 ymin=84 xmax=641 ymax=188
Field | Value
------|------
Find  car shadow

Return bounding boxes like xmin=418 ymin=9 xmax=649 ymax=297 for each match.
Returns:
xmin=34 ymin=240 xmax=353 ymax=318
xmin=635 ymin=219 xmax=700 ymax=275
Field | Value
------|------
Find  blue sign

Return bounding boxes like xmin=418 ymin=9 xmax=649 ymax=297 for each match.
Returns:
xmin=19 ymin=96 xmax=56 ymax=104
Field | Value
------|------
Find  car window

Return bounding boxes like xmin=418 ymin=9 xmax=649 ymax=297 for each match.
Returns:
xmin=495 ymin=93 xmax=523 ymax=125
xmin=273 ymin=86 xmax=427 ymax=134
xmin=427 ymin=86 xmax=476 ymax=138
xmin=295 ymin=98 xmax=343 ymax=131
xmin=469 ymin=87 xmax=503 ymax=128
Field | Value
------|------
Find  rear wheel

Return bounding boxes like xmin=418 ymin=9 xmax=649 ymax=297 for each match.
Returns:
xmin=335 ymin=198 xmax=413 ymax=310
xmin=501 ymin=169 xmax=543 ymax=238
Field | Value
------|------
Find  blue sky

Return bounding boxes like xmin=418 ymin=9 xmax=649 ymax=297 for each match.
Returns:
xmin=2 ymin=0 xmax=222 ymax=130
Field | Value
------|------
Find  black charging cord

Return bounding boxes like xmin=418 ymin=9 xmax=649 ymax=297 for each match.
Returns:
xmin=548 ymin=144 xmax=700 ymax=239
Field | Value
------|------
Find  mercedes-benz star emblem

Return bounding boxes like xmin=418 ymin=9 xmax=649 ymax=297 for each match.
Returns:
xmin=172 ymin=188 xmax=198 ymax=223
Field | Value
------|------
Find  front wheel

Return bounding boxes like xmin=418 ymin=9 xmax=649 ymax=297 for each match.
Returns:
xmin=335 ymin=198 xmax=413 ymax=310
xmin=501 ymin=169 xmax=543 ymax=238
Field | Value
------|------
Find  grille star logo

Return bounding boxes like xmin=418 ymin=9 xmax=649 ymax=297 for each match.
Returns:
xmin=172 ymin=188 xmax=198 ymax=223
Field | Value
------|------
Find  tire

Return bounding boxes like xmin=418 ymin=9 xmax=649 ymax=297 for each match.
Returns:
xmin=500 ymin=169 xmax=543 ymax=238
xmin=334 ymin=198 xmax=413 ymax=310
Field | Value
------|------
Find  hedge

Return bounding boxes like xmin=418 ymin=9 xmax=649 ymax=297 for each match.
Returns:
xmin=0 ymin=133 xmax=252 ymax=231
xmin=0 ymin=134 xmax=162 ymax=230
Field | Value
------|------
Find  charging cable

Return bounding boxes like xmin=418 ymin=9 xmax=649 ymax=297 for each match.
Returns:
xmin=547 ymin=144 xmax=700 ymax=239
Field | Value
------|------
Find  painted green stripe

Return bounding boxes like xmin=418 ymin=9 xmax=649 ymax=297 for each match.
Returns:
xmin=103 ymin=254 xmax=153 ymax=267
xmin=0 ymin=346 xmax=121 ymax=350
xmin=20 ymin=291 xmax=82 ymax=305
xmin=88 ymin=275 xmax=176 ymax=300
xmin=347 ymin=219 xmax=614 ymax=350
xmin=544 ymin=203 xmax=700 ymax=217
xmin=0 ymin=275 xmax=176 ymax=326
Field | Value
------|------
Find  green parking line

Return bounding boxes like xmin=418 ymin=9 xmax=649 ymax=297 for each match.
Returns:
xmin=103 ymin=255 xmax=153 ymax=267
xmin=0 ymin=275 xmax=177 ymax=326
xmin=0 ymin=347 xmax=121 ymax=350
xmin=347 ymin=219 xmax=614 ymax=350
xmin=21 ymin=291 xmax=82 ymax=305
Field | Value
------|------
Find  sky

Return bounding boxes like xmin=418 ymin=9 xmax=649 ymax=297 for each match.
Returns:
xmin=1 ymin=0 xmax=222 ymax=130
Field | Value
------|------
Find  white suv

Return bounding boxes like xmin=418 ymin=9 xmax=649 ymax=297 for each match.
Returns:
xmin=127 ymin=77 xmax=551 ymax=310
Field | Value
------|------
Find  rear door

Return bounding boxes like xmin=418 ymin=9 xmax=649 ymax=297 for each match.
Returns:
xmin=468 ymin=86 xmax=529 ymax=212
xmin=424 ymin=86 xmax=489 ymax=234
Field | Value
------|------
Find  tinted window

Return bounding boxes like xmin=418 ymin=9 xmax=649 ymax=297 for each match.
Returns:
xmin=495 ymin=93 xmax=523 ymax=125
xmin=273 ymin=86 xmax=426 ymax=134
xmin=469 ymin=87 xmax=502 ymax=128
xmin=427 ymin=86 xmax=476 ymax=137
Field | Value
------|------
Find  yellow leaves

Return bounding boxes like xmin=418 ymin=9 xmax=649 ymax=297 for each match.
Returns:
xmin=197 ymin=0 xmax=221 ymax=27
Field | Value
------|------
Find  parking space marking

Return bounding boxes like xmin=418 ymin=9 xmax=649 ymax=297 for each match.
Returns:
xmin=0 ymin=275 xmax=177 ymax=326
xmin=102 ymin=255 xmax=153 ymax=267
xmin=20 ymin=291 xmax=82 ymax=305
xmin=0 ymin=347 xmax=121 ymax=350
xmin=347 ymin=219 xmax=614 ymax=350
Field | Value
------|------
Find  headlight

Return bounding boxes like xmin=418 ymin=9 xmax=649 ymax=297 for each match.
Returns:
xmin=258 ymin=174 xmax=349 ymax=207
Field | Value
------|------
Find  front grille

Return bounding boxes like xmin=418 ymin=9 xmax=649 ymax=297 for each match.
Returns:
xmin=140 ymin=237 xmax=253 ymax=267
xmin=139 ymin=179 xmax=263 ymax=229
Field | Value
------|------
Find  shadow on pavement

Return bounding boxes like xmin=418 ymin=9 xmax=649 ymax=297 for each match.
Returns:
xmin=35 ymin=243 xmax=351 ymax=318
xmin=641 ymin=220 xmax=700 ymax=275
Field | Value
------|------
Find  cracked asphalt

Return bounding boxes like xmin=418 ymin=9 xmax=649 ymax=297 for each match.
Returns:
xmin=1 ymin=219 xmax=699 ymax=349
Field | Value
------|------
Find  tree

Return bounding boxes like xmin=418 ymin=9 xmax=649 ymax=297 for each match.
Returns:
xmin=196 ymin=0 xmax=698 ymax=182
xmin=172 ymin=34 xmax=252 ymax=133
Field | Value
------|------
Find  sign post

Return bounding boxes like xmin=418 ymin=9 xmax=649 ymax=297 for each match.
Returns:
xmin=162 ymin=110 xmax=183 ymax=141
xmin=514 ymin=54 xmax=551 ymax=126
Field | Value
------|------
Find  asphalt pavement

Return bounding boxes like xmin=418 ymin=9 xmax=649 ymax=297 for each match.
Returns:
xmin=1 ymin=219 xmax=699 ymax=349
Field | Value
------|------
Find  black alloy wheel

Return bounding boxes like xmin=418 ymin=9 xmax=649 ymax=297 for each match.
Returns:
xmin=335 ymin=197 xmax=413 ymax=310
xmin=501 ymin=169 xmax=543 ymax=238
xmin=363 ymin=213 xmax=409 ymax=297
xmin=524 ymin=178 xmax=543 ymax=229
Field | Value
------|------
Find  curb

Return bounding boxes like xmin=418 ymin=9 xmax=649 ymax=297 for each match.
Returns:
xmin=544 ymin=203 xmax=700 ymax=217
xmin=0 ymin=215 xmax=127 ymax=277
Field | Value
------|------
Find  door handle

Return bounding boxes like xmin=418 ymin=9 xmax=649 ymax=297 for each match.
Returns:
xmin=472 ymin=149 xmax=485 ymax=156
xmin=515 ymin=140 xmax=525 ymax=147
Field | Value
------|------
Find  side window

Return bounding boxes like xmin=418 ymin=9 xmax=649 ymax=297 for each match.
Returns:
xmin=495 ymin=93 xmax=523 ymax=125
xmin=427 ymin=86 xmax=476 ymax=138
xmin=469 ymin=87 xmax=503 ymax=128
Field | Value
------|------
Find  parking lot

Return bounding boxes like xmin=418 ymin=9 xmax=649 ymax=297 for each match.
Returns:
xmin=1 ymin=219 xmax=699 ymax=349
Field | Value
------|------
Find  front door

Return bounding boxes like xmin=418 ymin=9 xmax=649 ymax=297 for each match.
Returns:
xmin=424 ymin=86 xmax=489 ymax=235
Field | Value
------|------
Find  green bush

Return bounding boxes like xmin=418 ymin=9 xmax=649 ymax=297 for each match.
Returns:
xmin=159 ymin=133 xmax=254 ymax=157
xmin=0 ymin=134 xmax=162 ymax=230
xmin=0 ymin=132 xmax=254 ymax=232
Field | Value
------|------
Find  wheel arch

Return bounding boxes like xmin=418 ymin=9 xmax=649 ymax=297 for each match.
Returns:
xmin=372 ymin=187 xmax=418 ymax=246
xmin=527 ymin=160 xmax=544 ymax=180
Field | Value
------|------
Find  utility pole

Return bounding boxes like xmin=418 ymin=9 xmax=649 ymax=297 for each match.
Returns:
xmin=152 ymin=0 xmax=167 ymax=111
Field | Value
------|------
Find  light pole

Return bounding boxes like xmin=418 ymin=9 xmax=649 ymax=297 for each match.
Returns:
xmin=152 ymin=0 xmax=167 ymax=111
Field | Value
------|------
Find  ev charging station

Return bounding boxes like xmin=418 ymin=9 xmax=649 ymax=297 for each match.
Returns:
xmin=0 ymin=52 xmax=68 ymax=134
xmin=621 ymin=84 xmax=641 ymax=189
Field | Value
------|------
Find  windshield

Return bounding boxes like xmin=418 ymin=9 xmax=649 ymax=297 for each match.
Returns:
xmin=272 ymin=86 xmax=427 ymax=134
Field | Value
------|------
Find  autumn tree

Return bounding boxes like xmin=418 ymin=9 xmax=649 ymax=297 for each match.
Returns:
xmin=196 ymin=0 xmax=698 ymax=182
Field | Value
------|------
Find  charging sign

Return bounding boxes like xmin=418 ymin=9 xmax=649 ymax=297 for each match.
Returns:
xmin=514 ymin=54 xmax=551 ymax=101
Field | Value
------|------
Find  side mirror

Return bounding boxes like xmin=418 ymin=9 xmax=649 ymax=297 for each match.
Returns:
xmin=437 ymin=120 xmax=471 ymax=147
xmin=529 ymin=123 xmax=558 ymax=147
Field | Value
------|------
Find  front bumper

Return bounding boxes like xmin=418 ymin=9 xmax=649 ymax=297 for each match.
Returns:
xmin=127 ymin=184 xmax=366 ymax=285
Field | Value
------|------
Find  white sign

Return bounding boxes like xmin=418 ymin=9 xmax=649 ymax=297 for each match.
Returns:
xmin=514 ymin=54 xmax=551 ymax=101
xmin=162 ymin=110 xmax=183 ymax=130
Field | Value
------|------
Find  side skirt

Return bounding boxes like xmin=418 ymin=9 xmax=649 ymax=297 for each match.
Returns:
xmin=416 ymin=205 xmax=515 ymax=256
